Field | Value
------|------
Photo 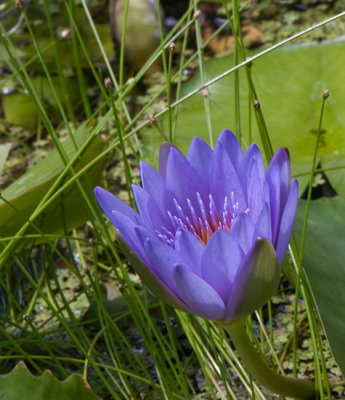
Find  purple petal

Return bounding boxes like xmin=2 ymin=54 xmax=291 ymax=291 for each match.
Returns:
xmin=225 ymin=238 xmax=280 ymax=322
xmin=209 ymin=142 xmax=247 ymax=215
xmin=201 ymin=230 xmax=244 ymax=302
xmin=266 ymin=148 xmax=291 ymax=244
xmin=165 ymin=148 xmax=209 ymax=217
xmin=186 ymin=137 xmax=213 ymax=185
xmin=94 ymin=186 xmax=140 ymax=225
xmin=112 ymin=211 xmax=147 ymax=261
xmin=275 ymin=178 xmax=299 ymax=263
xmin=253 ymin=202 xmax=272 ymax=242
xmin=137 ymin=229 xmax=190 ymax=296
xmin=238 ymin=144 xmax=262 ymax=184
xmin=140 ymin=161 xmax=175 ymax=213
xmin=230 ymin=213 xmax=255 ymax=253
xmin=173 ymin=265 xmax=226 ymax=320
xmin=116 ymin=229 xmax=191 ymax=313
xmin=132 ymin=184 xmax=170 ymax=234
xmin=174 ymin=228 xmax=204 ymax=276
xmin=238 ymin=145 xmax=266 ymax=222
xmin=217 ymin=129 xmax=243 ymax=170
xmin=158 ymin=142 xmax=179 ymax=179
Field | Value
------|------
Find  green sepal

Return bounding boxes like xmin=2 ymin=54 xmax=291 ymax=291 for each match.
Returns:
xmin=226 ymin=238 xmax=280 ymax=321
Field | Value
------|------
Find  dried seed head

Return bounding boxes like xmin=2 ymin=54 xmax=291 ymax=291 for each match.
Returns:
xmin=104 ymin=77 xmax=113 ymax=91
xmin=60 ymin=28 xmax=71 ymax=39
xmin=201 ymin=88 xmax=210 ymax=98
xmin=193 ymin=10 xmax=201 ymax=20
xmin=149 ymin=114 xmax=157 ymax=125
xmin=322 ymin=89 xmax=329 ymax=99
xmin=168 ymin=42 xmax=175 ymax=53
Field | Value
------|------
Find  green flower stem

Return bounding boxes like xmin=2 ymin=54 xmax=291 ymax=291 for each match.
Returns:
xmin=225 ymin=322 xmax=317 ymax=400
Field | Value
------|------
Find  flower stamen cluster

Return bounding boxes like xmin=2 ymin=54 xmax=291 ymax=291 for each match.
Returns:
xmin=157 ymin=192 xmax=240 ymax=247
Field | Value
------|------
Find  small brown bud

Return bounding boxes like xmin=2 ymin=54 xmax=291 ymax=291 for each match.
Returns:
xmin=23 ymin=314 xmax=30 ymax=322
xmin=149 ymin=114 xmax=157 ymax=125
xmin=254 ymin=100 xmax=260 ymax=109
xmin=89 ymin=238 xmax=94 ymax=246
xmin=322 ymin=90 xmax=329 ymax=99
xmin=16 ymin=0 xmax=23 ymax=7
xmin=168 ymin=42 xmax=175 ymax=53
xmin=201 ymin=88 xmax=210 ymax=98
xmin=104 ymin=77 xmax=113 ymax=91
xmin=193 ymin=10 xmax=201 ymax=20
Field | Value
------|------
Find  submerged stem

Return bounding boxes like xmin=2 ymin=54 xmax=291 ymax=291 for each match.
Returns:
xmin=225 ymin=322 xmax=316 ymax=400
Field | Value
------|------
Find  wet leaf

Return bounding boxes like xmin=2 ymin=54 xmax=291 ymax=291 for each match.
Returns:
xmin=0 ymin=361 xmax=100 ymax=400
xmin=0 ymin=125 xmax=105 ymax=238
xmin=294 ymin=197 xmax=345 ymax=376
xmin=2 ymin=76 xmax=81 ymax=130
xmin=142 ymin=39 xmax=345 ymax=196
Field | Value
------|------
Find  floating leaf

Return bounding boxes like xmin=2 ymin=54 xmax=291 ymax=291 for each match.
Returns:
xmin=2 ymin=76 xmax=81 ymax=130
xmin=0 ymin=361 xmax=100 ymax=400
xmin=143 ymin=39 xmax=345 ymax=195
xmin=0 ymin=125 xmax=105 ymax=238
xmin=294 ymin=198 xmax=345 ymax=376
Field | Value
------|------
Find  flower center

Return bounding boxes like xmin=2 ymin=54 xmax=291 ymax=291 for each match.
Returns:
xmin=155 ymin=192 xmax=239 ymax=247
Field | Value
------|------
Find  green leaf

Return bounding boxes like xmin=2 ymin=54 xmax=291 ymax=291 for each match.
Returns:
xmin=143 ymin=39 xmax=345 ymax=195
xmin=0 ymin=361 xmax=100 ymax=400
xmin=2 ymin=92 xmax=39 ymax=131
xmin=294 ymin=198 xmax=345 ymax=376
xmin=2 ymin=76 xmax=82 ymax=130
xmin=0 ymin=143 xmax=11 ymax=174
xmin=0 ymin=125 xmax=105 ymax=238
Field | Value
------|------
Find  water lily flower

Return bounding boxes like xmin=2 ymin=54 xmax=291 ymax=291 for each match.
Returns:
xmin=94 ymin=129 xmax=298 ymax=323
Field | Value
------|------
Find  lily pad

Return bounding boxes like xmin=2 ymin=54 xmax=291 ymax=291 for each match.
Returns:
xmin=294 ymin=198 xmax=345 ymax=376
xmin=2 ymin=76 xmax=82 ymax=130
xmin=143 ymin=39 xmax=345 ymax=195
xmin=0 ymin=125 xmax=105 ymax=238
xmin=0 ymin=361 xmax=99 ymax=400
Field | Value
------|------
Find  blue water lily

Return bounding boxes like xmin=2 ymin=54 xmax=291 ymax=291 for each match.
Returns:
xmin=95 ymin=129 xmax=298 ymax=322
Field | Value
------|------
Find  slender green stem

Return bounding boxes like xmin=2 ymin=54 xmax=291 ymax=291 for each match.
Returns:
xmin=299 ymin=91 xmax=328 ymax=261
xmin=293 ymin=91 xmax=329 ymax=389
xmin=225 ymin=322 xmax=317 ymax=400
xmin=194 ymin=5 xmax=213 ymax=147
